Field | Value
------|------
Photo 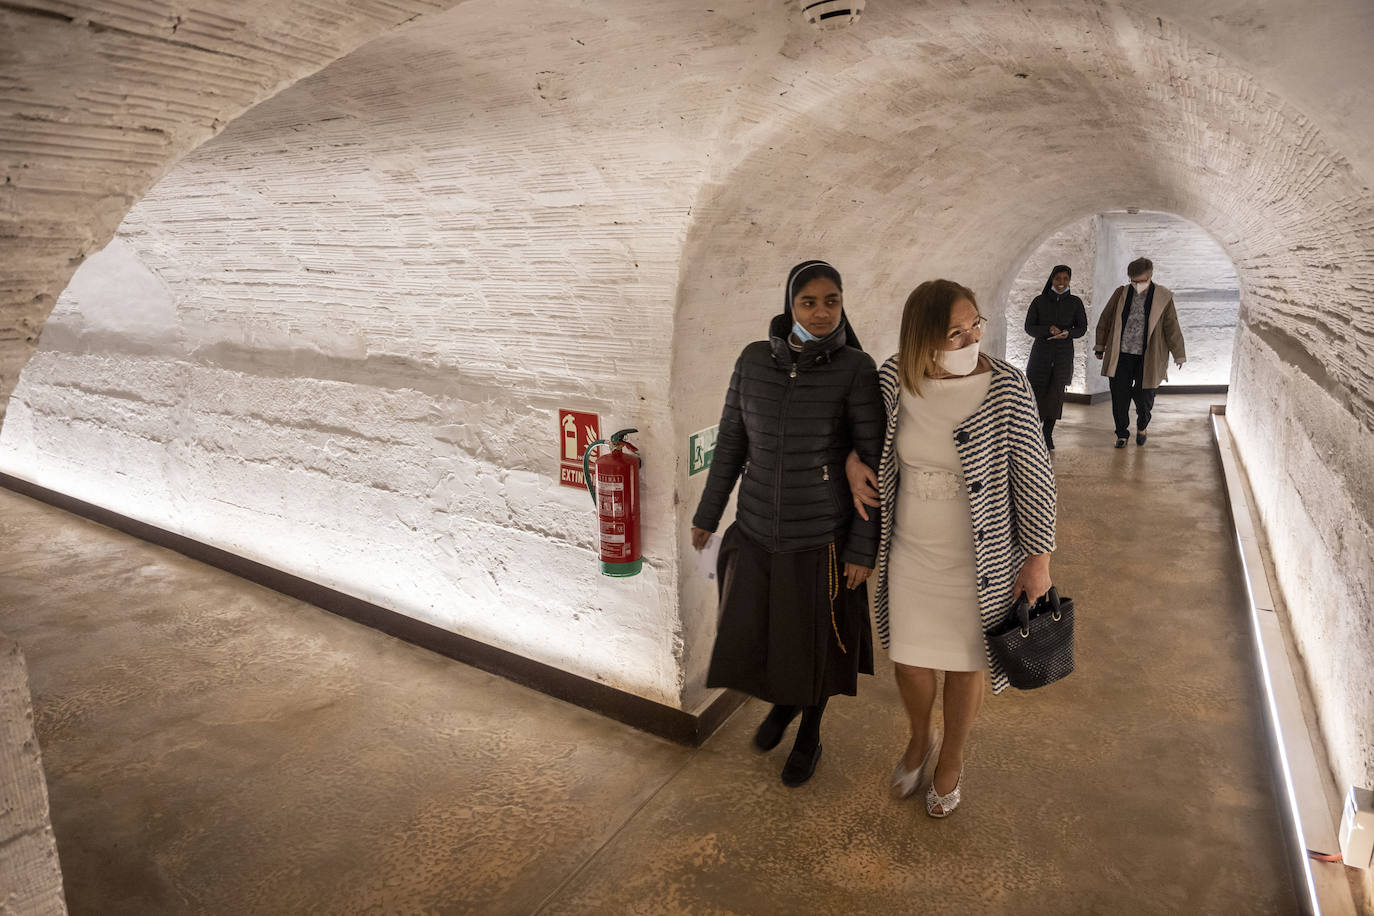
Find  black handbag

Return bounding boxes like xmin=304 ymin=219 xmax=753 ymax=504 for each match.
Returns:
xmin=984 ymin=586 xmax=1074 ymax=689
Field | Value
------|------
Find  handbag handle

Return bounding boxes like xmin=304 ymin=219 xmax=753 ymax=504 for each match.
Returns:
xmin=1014 ymin=586 xmax=1062 ymax=637
xmin=1037 ymin=586 xmax=1062 ymax=621
xmin=1013 ymin=593 xmax=1033 ymax=637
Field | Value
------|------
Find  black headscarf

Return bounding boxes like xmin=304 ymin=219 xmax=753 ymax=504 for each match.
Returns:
xmin=1040 ymin=264 xmax=1073 ymax=298
xmin=783 ymin=259 xmax=864 ymax=351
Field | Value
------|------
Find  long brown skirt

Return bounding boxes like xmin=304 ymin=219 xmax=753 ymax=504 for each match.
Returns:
xmin=705 ymin=523 xmax=874 ymax=706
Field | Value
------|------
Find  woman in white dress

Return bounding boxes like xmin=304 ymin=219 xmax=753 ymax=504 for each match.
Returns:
xmin=847 ymin=279 xmax=1057 ymax=817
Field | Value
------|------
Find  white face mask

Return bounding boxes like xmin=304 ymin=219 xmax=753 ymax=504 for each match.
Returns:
xmin=1132 ymin=280 xmax=1150 ymax=294
xmin=934 ymin=340 xmax=981 ymax=376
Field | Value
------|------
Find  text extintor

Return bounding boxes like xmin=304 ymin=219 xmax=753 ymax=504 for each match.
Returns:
xmin=559 ymin=409 xmax=601 ymax=489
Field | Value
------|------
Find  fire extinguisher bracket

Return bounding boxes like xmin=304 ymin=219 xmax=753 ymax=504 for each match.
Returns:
xmin=582 ymin=428 xmax=644 ymax=578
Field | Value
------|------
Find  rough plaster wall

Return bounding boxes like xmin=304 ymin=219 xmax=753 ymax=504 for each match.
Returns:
xmin=0 ymin=637 xmax=66 ymax=915
xmin=1002 ymin=216 xmax=1097 ymax=392
xmin=1 ymin=0 xmax=777 ymax=706
xmin=1229 ymin=333 xmax=1374 ymax=854
xmin=0 ymin=0 xmax=469 ymax=428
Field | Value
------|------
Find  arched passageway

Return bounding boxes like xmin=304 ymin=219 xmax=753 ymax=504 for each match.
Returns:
xmin=1002 ymin=211 xmax=1240 ymax=392
xmin=2 ymin=0 xmax=1372 ymax=908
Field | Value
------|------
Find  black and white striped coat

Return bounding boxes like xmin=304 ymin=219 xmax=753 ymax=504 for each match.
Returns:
xmin=873 ymin=354 xmax=1057 ymax=694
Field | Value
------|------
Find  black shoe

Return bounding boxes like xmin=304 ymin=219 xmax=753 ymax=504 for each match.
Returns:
xmin=752 ymin=705 xmax=800 ymax=751
xmin=1114 ymin=438 xmax=1127 ymax=449
xmin=781 ymin=742 xmax=822 ymax=786
xmin=1136 ymin=432 xmax=1147 ymax=446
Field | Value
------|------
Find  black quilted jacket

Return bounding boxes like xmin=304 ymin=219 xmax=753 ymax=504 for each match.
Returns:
xmin=692 ymin=313 xmax=884 ymax=567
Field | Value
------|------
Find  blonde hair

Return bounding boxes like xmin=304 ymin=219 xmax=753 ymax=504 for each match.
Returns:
xmin=898 ymin=279 xmax=980 ymax=396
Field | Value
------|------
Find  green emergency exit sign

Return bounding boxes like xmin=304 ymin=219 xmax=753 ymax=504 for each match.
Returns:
xmin=689 ymin=425 xmax=718 ymax=476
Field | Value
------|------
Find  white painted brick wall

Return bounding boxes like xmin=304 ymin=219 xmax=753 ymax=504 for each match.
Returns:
xmin=0 ymin=0 xmax=464 ymax=427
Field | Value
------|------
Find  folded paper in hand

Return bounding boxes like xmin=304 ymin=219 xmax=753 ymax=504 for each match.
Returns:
xmin=695 ymin=534 xmax=722 ymax=581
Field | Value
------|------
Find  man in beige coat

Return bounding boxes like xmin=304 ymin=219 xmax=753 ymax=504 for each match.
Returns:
xmin=1093 ymin=257 xmax=1186 ymax=448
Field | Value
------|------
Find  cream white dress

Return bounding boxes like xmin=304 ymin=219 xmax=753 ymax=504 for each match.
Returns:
xmin=886 ymin=371 xmax=992 ymax=671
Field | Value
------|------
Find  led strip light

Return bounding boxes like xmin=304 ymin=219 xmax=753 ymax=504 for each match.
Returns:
xmin=1211 ymin=410 xmax=1356 ymax=916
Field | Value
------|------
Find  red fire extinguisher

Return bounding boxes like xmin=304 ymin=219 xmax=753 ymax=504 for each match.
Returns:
xmin=582 ymin=427 xmax=643 ymax=577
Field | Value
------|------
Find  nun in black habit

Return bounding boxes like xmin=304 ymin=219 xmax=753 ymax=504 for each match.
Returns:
xmin=690 ymin=260 xmax=884 ymax=787
xmin=1024 ymin=264 xmax=1088 ymax=449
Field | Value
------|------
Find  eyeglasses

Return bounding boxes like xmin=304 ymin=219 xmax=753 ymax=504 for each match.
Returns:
xmin=946 ymin=316 xmax=986 ymax=347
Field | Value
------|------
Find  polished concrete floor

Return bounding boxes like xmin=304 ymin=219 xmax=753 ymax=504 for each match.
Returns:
xmin=0 ymin=396 xmax=1298 ymax=915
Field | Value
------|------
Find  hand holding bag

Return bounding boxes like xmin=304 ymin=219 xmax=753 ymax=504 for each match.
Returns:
xmin=985 ymin=586 xmax=1074 ymax=689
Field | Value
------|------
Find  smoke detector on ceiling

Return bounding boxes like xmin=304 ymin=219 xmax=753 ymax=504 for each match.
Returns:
xmin=801 ymin=0 xmax=865 ymax=30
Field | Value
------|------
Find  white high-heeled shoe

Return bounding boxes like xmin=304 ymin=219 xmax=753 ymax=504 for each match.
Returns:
xmin=925 ymin=766 xmax=964 ymax=818
xmin=891 ymin=731 xmax=941 ymax=800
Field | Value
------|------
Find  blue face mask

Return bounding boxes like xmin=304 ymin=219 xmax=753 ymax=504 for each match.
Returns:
xmin=792 ymin=320 xmax=820 ymax=343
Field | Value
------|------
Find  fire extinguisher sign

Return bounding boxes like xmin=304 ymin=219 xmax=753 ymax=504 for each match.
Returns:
xmin=558 ymin=409 xmax=601 ymax=489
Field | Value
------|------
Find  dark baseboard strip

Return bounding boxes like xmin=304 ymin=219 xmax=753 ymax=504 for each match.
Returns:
xmin=0 ymin=472 xmax=745 ymax=747
xmin=1159 ymin=384 xmax=1229 ymax=395
xmin=1064 ymin=384 xmax=1226 ymax=406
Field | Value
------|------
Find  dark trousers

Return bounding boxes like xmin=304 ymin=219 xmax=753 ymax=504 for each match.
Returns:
xmin=1109 ymin=352 xmax=1156 ymax=439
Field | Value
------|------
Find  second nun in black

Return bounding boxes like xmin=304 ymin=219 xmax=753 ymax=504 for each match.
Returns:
xmin=1024 ymin=264 xmax=1088 ymax=449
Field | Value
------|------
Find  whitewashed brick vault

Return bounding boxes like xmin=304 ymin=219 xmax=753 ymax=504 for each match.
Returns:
xmin=1 ymin=0 xmax=1372 ymax=835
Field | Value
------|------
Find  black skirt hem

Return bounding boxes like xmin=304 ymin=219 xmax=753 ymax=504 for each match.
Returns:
xmin=705 ymin=523 xmax=875 ymax=707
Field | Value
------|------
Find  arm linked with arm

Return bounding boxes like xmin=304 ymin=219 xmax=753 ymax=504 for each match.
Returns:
xmin=691 ymin=356 xmax=748 ymax=533
xmin=840 ymin=360 xmax=884 ymax=569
